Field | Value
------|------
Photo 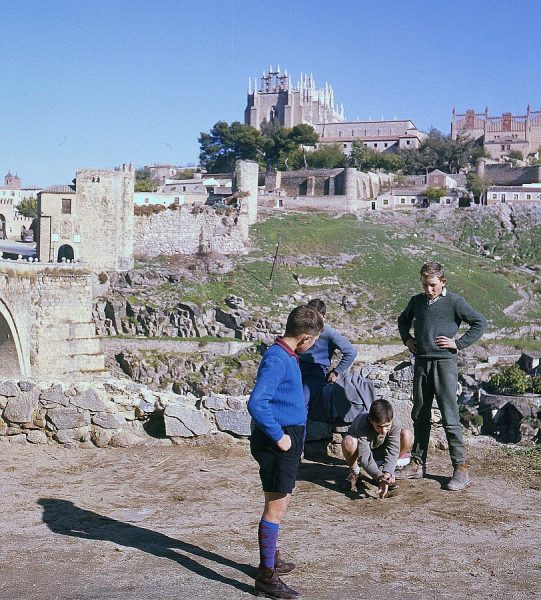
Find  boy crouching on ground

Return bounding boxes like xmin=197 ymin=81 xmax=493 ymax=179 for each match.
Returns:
xmin=342 ymin=399 xmax=413 ymax=499
xmin=248 ymin=305 xmax=324 ymax=599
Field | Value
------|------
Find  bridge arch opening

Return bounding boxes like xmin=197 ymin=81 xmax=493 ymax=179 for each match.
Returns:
xmin=0 ymin=303 xmax=25 ymax=377
xmin=57 ymin=244 xmax=74 ymax=262
xmin=0 ymin=213 xmax=6 ymax=240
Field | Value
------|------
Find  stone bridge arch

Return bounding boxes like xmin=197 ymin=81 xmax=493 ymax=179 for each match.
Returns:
xmin=0 ymin=297 xmax=30 ymax=377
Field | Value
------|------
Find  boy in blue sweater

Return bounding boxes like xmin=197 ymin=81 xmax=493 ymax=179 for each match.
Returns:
xmin=396 ymin=261 xmax=487 ymax=490
xmin=248 ymin=305 xmax=324 ymax=600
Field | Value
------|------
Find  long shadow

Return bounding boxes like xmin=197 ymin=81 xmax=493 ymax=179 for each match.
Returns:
xmin=423 ymin=472 xmax=449 ymax=489
xmin=297 ymin=461 xmax=363 ymax=498
xmin=38 ymin=498 xmax=256 ymax=595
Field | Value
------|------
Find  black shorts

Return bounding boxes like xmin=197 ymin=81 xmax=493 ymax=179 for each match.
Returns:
xmin=250 ymin=425 xmax=305 ymax=494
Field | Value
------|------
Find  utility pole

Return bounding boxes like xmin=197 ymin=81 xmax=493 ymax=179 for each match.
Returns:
xmin=269 ymin=237 xmax=280 ymax=290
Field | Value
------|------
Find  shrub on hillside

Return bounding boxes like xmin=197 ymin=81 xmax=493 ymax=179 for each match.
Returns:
xmin=489 ymin=365 xmax=531 ymax=395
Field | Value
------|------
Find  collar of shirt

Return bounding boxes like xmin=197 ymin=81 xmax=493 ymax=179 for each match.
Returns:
xmin=427 ymin=287 xmax=447 ymax=305
xmin=274 ymin=337 xmax=299 ymax=362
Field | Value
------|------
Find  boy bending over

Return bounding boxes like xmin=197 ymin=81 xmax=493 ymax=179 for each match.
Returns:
xmin=342 ymin=399 xmax=413 ymax=498
xmin=248 ymin=305 xmax=323 ymax=599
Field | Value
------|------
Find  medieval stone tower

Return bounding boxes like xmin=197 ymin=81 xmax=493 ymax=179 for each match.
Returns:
xmin=38 ymin=165 xmax=134 ymax=271
xmin=244 ymin=65 xmax=344 ymax=130
xmin=75 ymin=165 xmax=134 ymax=271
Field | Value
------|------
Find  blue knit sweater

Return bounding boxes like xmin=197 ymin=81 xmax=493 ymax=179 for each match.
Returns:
xmin=298 ymin=324 xmax=357 ymax=377
xmin=248 ymin=343 xmax=307 ymax=442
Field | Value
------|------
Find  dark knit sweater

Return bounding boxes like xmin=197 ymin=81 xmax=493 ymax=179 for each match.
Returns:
xmin=248 ymin=342 xmax=307 ymax=441
xmin=398 ymin=290 xmax=487 ymax=359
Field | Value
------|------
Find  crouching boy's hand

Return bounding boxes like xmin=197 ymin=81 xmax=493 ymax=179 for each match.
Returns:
xmin=378 ymin=471 xmax=395 ymax=499
xmin=276 ymin=434 xmax=292 ymax=452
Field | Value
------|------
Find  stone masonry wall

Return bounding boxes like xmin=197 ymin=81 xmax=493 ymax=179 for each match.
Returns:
xmin=133 ymin=205 xmax=249 ymax=256
xmin=0 ymin=262 xmax=105 ymax=380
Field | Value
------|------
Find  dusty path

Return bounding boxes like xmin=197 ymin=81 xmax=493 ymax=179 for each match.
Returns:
xmin=0 ymin=438 xmax=539 ymax=600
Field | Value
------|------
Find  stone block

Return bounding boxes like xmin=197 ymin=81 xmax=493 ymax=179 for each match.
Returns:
xmin=18 ymin=381 xmax=36 ymax=392
xmin=26 ymin=430 xmax=48 ymax=444
xmin=110 ymin=430 xmax=145 ymax=448
xmin=0 ymin=381 xmax=20 ymax=397
xmin=8 ymin=433 xmax=27 ymax=444
xmin=39 ymin=384 xmax=69 ymax=408
xmin=203 ymin=395 xmax=227 ymax=411
xmin=215 ymin=410 xmax=251 ymax=437
xmin=91 ymin=413 xmax=125 ymax=429
xmin=4 ymin=389 xmax=40 ymax=423
xmin=91 ymin=427 xmax=113 ymax=448
xmin=69 ymin=388 xmax=107 ymax=412
xmin=164 ymin=403 xmax=213 ymax=437
xmin=47 ymin=408 xmax=90 ymax=430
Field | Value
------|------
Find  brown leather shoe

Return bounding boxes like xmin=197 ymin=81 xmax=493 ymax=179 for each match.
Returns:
xmin=394 ymin=461 xmax=425 ymax=480
xmin=446 ymin=464 xmax=471 ymax=491
xmin=255 ymin=567 xmax=301 ymax=599
xmin=342 ymin=470 xmax=360 ymax=491
xmin=275 ymin=549 xmax=295 ymax=575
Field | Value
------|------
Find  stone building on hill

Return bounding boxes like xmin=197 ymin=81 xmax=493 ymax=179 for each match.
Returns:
xmin=245 ymin=66 xmax=344 ymax=129
xmin=451 ymin=106 xmax=541 ymax=160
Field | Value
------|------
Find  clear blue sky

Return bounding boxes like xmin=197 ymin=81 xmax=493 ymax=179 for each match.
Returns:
xmin=2 ymin=0 xmax=540 ymax=186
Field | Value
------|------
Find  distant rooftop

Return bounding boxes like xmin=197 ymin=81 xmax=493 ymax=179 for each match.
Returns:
xmin=40 ymin=184 xmax=76 ymax=194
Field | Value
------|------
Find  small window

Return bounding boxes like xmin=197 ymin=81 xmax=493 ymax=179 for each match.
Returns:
xmin=501 ymin=194 xmax=506 ymax=202
xmin=513 ymin=194 xmax=518 ymax=200
xmin=61 ymin=198 xmax=72 ymax=214
xmin=446 ymin=198 xmax=451 ymax=204
xmin=374 ymin=143 xmax=378 ymax=148
xmin=384 ymin=143 xmax=388 ymax=148
xmin=182 ymin=186 xmax=186 ymax=192
xmin=343 ymin=144 xmax=347 ymax=148
xmin=383 ymin=199 xmax=389 ymax=205
xmin=501 ymin=145 xmax=505 ymax=151
xmin=492 ymin=193 xmax=497 ymax=199
xmin=410 ymin=198 xmax=415 ymax=204
xmin=406 ymin=140 xmax=411 ymax=145
xmin=434 ymin=198 xmax=440 ymax=204
xmin=400 ymin=198 xmax=406 ymax=204
xmin=526 ymin=194 xmax=531 ymax=200
xmin=174 ymin=197 xmax=180 ymax=204
xmin=338 ymin=131 xmax=342 ymax=137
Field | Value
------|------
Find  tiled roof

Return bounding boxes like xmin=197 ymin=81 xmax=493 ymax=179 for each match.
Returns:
xmin=40 ymin=185 xmax=76 ymax=194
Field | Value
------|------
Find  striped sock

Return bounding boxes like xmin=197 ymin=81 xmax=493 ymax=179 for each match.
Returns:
xmin=258 ymin=519 xmax=279 ymax=569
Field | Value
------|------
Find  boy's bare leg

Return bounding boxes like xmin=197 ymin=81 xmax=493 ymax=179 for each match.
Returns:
xmin=341 ymin=435 xmax=360 ymax=491
xmin=262 ymin=492 xmax=291 ymax=523
xmin=341 ymin=435 xmax=359 ymax=468
xmin=399 ymin=428 xmax=414 ymax=456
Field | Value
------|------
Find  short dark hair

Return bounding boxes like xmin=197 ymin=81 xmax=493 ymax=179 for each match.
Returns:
xmin=368 ymin=399 xmax=394 ymax=424
xmin=420 ymin=261 xmax=445 ymax=281
xmin=306 ymin=298 xmax=326 ymax=316
xmin=285 ymin=306 xmax=324 ymax=337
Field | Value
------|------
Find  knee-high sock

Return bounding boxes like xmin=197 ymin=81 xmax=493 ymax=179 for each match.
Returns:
xmin=258 ymin=519 xmax=279 ymax=569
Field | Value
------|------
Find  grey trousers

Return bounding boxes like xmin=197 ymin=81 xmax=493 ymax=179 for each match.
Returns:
xmin=411 ymin=358 xmax=466 ymax=466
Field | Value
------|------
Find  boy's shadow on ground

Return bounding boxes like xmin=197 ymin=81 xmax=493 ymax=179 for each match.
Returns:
xmin=37 ymin=498 xmax=256 ymax=595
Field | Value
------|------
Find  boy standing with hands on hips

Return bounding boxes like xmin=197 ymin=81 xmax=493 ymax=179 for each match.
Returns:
xmin=396 ymin=261 xmax=487 ymax=490
xmin=248 ymin=305 xmax=324 ymax=599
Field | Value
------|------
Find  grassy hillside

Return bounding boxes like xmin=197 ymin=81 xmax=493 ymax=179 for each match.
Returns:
xmin=166 ymin=212 xmax=539 ymax=333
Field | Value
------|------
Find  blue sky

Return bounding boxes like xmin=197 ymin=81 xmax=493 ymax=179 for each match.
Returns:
xmin=2 ymin=0 xmax=540 ymax=186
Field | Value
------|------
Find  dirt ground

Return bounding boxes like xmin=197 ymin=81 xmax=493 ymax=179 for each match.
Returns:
xmin=1 ymin=436 xmax=540 ymax=600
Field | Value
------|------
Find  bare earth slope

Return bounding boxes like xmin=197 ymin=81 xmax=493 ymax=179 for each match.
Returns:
xmin=0 ymin=439 xmax=539 ymax=600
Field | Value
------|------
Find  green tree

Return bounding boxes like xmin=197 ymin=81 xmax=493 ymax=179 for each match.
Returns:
xmin=134 ymin=167 xmax=155 ymax=192
xmin=398 ymin=129 xmax=482 ymax=175
xmin=508 ymin=150 xmax=524 ymax=161
xmin=16 ymin=197 xmax=37 ymax=218
xmin=306 ymin=144 xmax=347 ymax=169
xmin=199 ymin=121 xmax=266 ymax=173
xmin=265 ymin=124 xmax=319 ymax=170
xmin=466 ymin=173 xmax=492 ymax=203
xmin=489 ymin=365 xmax=530 ymax=395
xmin=424 ymin=187 xmax=447 ymax=203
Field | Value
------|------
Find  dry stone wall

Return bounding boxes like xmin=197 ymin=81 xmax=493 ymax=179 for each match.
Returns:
xmin=133 ymin=205 xmax=249 ymax=256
